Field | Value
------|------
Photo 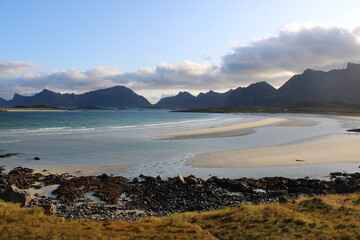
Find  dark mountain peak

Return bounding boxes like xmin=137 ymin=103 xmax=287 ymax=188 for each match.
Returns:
xmin=12 ymin=93 xmax=24 ymax=100
xmin=197 ymin=90 xmax=219 ymax=97
xmin=85 ymin=85 xmax=131 ymax=95
xmin=80 ymin=85 xmax=151 ymax=107
xmin=247 ymin=81 xmax=275 ymax=91
xmin=154 ymin=91 xmax=197 ymax=108
xmin=36 ymin=89 xmax=59 ymax=96
xmin=41 ymin=89 xmax=53 ymax=93
xmin=345 ymin=62 xmax=360 ymax=76
xmin=225 ymin=81 xmax=277 ymax=107
xmin=302 ymin=68 xmax=318 ymax=75
xmin=106 ymin=85 xmax=129 ymax=91
xmin=346 ymin=62 xmax=360 ymax=70
xmin=177 ymin=91 xmax=194 ymax=97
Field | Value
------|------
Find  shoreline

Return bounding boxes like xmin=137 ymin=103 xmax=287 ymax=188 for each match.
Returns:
xmin=187 ymin=134 xmax=360 ymax=168
xmin=30 ymin=165 xmax=129 ymax=176
xmin=1 ymin=166 xmax=360 ymax=221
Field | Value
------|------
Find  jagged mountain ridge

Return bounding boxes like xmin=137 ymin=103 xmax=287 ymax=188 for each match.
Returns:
xmin=2 ymin=86 xmax=152 ymax=108
xmin=154 ymin=62 xmax=360 ymax=108
xmin=273 ymin=63 xmax=360 ymax=107
xmin=153 ymin=81 xmax=276 ymax=109
xmin=1 ymin=63 xmax=360 ymax=108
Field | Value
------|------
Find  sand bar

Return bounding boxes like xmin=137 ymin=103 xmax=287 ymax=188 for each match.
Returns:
xmin=156 ymin=117 xmax=287 ymax=139
xmin=187 ymin=135 xmax=360 ymax=168
xmin=278 ymin=118 xmax=320 ymax=127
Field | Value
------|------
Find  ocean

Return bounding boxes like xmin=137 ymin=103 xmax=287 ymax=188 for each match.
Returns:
xmin=0 ymin=109 xmax=359 ymax=179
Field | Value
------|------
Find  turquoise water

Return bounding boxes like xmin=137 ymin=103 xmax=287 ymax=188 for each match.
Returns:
xmin=0 ymin=109 xmax=359 ymax=179
xmin=0 ymin=109 xmax=215 ymax=131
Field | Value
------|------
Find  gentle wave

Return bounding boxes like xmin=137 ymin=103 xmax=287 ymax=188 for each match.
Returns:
xmin=106 ymin=117 xmax=227 ymax=130
xmin=4 ymin=126 xmax=96 ymax=134
xmin=1 ymin=115 xmax=244 ymax=135
xmin=0 ymin=139 xmax=22 ymax=144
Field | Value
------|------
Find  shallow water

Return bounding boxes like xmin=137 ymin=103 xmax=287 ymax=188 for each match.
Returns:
xmin=0 ymin=109 xmax=359 ymax=179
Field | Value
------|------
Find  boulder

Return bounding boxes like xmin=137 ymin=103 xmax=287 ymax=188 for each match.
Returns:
xmin=132 ymin=177 xmax=140 ymax=183
xmin=186 ymin=177 xmax=200 ymax=184
xmin=278 ymin=196 xmax=290 ymax=204
xmin=177 ymin=174 xmax=186 ymax=184
xmin=39 ymin=203 xmax=57 ymax=214
xmin=0 ymin=186 xmax=33 ymax=207
xmin=156 ymin=175 xmax=164 ymax=182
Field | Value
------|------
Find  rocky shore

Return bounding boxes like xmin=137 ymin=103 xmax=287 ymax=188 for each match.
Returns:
xmin=1 ymin=166 xmax=360 ymax=221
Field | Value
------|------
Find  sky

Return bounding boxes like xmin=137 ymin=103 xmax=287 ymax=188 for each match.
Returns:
xmin=1 ymin=0 xmax=360 ymax=103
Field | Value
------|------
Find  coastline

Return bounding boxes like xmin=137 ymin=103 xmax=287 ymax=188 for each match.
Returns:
xmin=187 ymin=135 xmax=360 ymax=168
xmin=1 ymin=112 xmax=358 ymax=179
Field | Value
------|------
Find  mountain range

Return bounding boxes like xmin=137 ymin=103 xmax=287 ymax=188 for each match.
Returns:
xmin=0 ymin=86 xmax=152 ymax=108
xmin=1 ymin=63 xmax=360 ymax=109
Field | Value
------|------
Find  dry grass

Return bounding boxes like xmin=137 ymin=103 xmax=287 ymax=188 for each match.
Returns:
xmin=1 ymin=193 xmax=360 ymax=239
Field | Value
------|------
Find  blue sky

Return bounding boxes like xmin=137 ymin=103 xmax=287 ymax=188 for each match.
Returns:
xmin=1 ymin=0 xmax=360 ymax=102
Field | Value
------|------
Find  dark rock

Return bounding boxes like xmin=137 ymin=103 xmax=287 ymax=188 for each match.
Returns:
xmin=278 ymin=196 xmax=290 ymax=204
xmin=268 ymin=190 xmax=288 ymax=196
xmin=2 ymin=166 xmax=360 ymax=221
xmin=0 ymin=153 xmax=18 ymax=158
xmin=156 ymin=175 xmax=164 ymax=182
xmin=334 ymin=177 xmax=348 ymax=185
xmin=132 ymin=177 xmax=140 ymax=183
xmin=347 ymin=129 xmax=360 ymax=132
xmin=39 ymin=203 xmax=57 ymax=214
xmin=98 ymin=173 xmax=109 ymax=180
xmin=186 ymin=177 xmax=200 ymax=184
xmin=0 ymin=186 xmax=33 ymax=206
xmin=34 ymin=157 xmax=40 ymax=160
xmin=330 ymin=172 xmax=343 ymax=178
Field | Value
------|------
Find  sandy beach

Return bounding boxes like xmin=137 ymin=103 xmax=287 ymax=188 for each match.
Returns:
xmin=156 ymin=117 xmax=288 ymax=139
xmin=187 ymin=134 xmax=360 ymax=168
xmin=155 ymin=117 xmax=321 ymax=140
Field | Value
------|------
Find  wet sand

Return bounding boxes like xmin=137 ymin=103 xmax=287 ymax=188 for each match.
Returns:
xmin=155 ymin=117 xmax=321 ymax=140
xmin=155 ymin=117 xmax=288 ymax=139
xmin=187 ymin=135 xmax=360 ymax=168
xmin=31 ymin=165 xmax=128 ymax=176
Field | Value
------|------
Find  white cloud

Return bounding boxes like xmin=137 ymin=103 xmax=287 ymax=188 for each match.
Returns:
xmin=221 ymin=24 xmax=360 ymax=86
xmin=109 ymin=60 xmax=222 ymax=90
xmin=0 ymin=59 xmax=42 ymax=77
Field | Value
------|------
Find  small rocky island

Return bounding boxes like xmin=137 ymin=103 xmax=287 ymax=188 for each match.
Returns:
xmin=0 ymin=166 xmax=359 ymax=221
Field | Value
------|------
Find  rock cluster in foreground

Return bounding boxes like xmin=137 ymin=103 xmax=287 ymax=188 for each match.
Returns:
xmin=0 ymin=167 xmax=360 ymax=221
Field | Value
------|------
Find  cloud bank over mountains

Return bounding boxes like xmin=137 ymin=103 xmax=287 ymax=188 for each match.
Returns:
xmin=1 ymin=24 xmax=360 ymax=101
